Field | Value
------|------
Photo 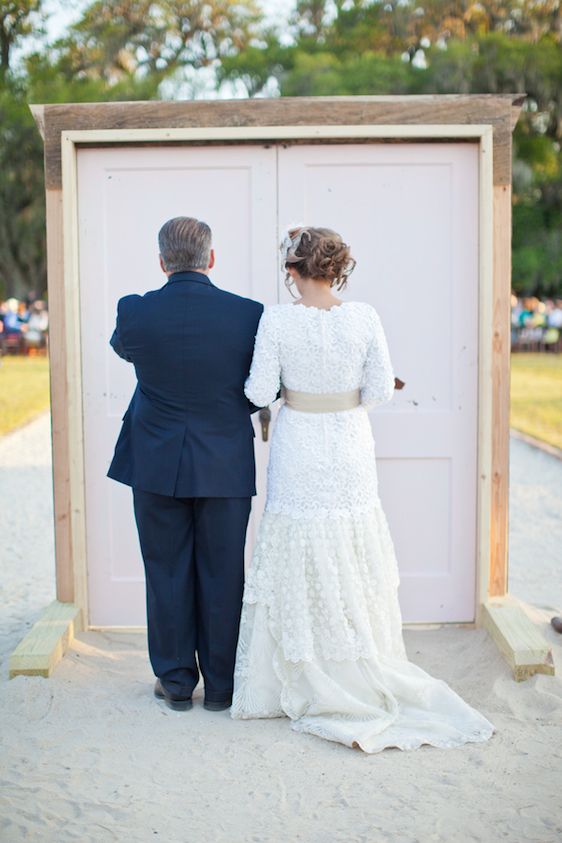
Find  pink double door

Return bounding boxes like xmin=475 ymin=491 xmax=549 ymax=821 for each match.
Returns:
xmin=77 ymin=142 xmax=479 ymax=626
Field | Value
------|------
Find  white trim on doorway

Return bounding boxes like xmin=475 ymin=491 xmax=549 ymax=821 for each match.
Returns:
xmin=60 ymin=123 xmax=494 ymax=629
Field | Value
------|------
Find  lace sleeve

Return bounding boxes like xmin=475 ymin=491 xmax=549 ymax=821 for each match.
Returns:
xmin=244 ymin=307 xmax=281 ymax=408
xmin=361 ymin=308 xmax=395 ymax=409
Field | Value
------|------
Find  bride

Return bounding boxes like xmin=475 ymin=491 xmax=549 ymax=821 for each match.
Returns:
xmin=231 ymin=226 xmax=495 ymax=753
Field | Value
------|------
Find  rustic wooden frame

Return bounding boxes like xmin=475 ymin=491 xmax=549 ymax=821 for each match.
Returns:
xmin=30 ymin=95 xmax=523 ymax=631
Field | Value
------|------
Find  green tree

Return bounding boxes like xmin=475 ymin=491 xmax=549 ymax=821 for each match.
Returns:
xmin=0 ymin=0 xmax=260 ymax=297
xmin=52 ymin=0 xmax=260 ymax=87
xmin=0 ymin=0 xmax=43 ymax=76
xmin=2 ymin=0 xmax=561 ymax=297
xmin=220 ymin=4 xmax=562 ymax=295
xmin=0 ymin=1 xmax=45 ymax=297
xmin=0 ymin=77 xmax=45 ymax=298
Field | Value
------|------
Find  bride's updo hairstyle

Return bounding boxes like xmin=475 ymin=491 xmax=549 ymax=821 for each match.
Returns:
xmin=282 ymin=227 xmax=356 ymax=291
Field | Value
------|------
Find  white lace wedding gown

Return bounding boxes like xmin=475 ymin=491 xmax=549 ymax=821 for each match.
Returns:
xmin=231 ymin=301 xmax=495 ymax=753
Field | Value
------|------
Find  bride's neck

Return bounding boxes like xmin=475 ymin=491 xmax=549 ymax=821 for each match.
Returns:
xmin=294 ymin=278 xmax=342 ymax=308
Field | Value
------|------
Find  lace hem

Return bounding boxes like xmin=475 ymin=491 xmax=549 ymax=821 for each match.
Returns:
xmin=232 ymin=599 xmax=496 ymax=754
xmin=290 ymin=718 xmax=496 ymax=753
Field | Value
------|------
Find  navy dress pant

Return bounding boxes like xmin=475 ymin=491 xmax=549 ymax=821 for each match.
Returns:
xmin=132 ymin=489 xmax=252 ymax=702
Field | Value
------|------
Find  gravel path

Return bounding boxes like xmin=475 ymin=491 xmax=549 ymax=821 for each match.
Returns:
xmin=0 ymin=413 xmax=55 ymax=672
xmin=508 ymin=436 xmax=562 ymax=612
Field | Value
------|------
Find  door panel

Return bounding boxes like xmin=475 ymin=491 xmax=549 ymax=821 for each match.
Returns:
xmin=77 ymin=145 xmax=278 ymax=625
xmin=78 ymin=141 xmax=479 ymax=626
xmin=278 ymin=143 xmax=479 ymax=622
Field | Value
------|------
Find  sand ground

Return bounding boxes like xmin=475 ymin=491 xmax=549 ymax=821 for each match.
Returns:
xmin=508 ymin=436 xmax=562 ymax=610
xmin=1 ymin=414 xmax=561 ymax=843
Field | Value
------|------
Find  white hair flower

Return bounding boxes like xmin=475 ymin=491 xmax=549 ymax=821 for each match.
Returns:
xmin=279 ymin=222 xmax=308 ymax=268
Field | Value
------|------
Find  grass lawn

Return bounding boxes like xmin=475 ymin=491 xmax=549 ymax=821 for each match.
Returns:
xmin=510 ymin=352 xmax=562 ymax=451
xmin=0 ymin=356 xmax=50 ymax=436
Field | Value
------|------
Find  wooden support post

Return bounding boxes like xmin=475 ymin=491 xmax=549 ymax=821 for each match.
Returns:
xmin=489 ymin=184 xmax=512 ymax=597
xmin=45 ymin=188 xmax=75 ymax=604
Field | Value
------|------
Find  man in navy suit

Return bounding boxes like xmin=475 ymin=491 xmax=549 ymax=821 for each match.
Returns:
xmin=108 ymin=217 xmax=264 ymax=712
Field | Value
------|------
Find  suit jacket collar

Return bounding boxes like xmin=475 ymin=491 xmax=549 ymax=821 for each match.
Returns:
xmin=167 ymin=271 xmax=213 ymax=287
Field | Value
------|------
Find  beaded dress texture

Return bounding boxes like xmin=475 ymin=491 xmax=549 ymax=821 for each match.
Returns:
xmin=231 ymin=301 xmax=495 ymax=752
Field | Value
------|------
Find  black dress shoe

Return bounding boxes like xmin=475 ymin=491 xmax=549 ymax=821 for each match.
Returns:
xmin=203 ymin=698 xmax=232 ymax=712
xmin=154 ymin=679 xmax=193 ymax=711
xmin=551 ymin=616 xmax=562 ymax=634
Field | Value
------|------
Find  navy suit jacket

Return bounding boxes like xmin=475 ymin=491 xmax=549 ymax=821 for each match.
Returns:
xmin=107 ymin=271 xmax=264 ymax=497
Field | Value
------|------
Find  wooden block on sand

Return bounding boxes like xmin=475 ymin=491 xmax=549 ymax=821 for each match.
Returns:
xmin=9 ymin=600 xmax=83 ymax=679
xmin=482 ymin=598 xmax=555 ymax=682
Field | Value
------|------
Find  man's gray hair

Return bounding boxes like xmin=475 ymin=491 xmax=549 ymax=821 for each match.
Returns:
xmin=158 ymin=217 xmax=212 ymax=273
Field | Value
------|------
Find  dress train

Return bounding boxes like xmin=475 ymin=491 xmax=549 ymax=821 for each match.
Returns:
xmin=232 ymin=508 xmax=495 ymax=753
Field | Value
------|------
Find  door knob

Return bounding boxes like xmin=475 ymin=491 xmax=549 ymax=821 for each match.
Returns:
xmin=259 ymin=407 xmax=271 ymax=442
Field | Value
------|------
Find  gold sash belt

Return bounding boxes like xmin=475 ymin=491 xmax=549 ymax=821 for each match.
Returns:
xmin=282 ymin=387 xmax=361 ymax=413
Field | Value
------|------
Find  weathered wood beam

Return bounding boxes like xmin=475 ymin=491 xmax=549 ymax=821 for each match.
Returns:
xmin=29 ymin=94 xmax=521 ymax=190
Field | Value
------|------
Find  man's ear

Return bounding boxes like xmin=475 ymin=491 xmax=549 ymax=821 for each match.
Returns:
xmin=159 ymin=254 xmax=167 ymax=274
xmin=208 ymin=249 xmax=215 ymax=270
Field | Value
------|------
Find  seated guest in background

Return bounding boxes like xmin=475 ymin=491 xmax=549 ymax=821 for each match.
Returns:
xmin=2 ymin=299 xmax=26 ymax=353
xmin=25 ymin=301 xmax=48 ymax=352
